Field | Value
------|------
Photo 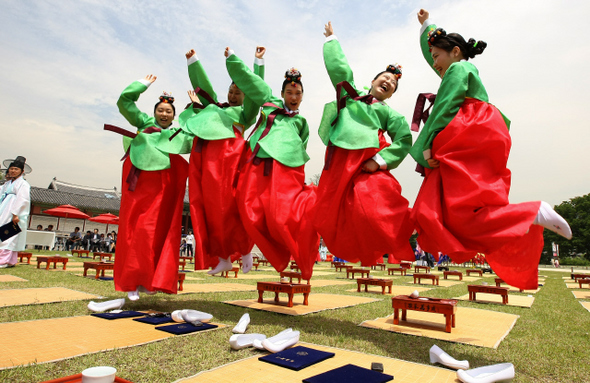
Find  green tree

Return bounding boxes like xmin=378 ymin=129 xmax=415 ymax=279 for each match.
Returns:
xmin=542 ymin=194 xmax=590 ymax=262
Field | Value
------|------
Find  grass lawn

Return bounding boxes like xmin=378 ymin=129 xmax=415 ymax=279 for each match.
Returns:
xmin=0 ymin=251 xmax=588 ymax=382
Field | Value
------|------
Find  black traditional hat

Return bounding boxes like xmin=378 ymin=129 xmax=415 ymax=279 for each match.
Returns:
xmin=2 ymin=156 xmax=32 ymax=174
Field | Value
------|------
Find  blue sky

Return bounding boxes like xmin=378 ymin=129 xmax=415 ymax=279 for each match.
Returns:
xmin=1 ymin=0 xmax=588 ymax=207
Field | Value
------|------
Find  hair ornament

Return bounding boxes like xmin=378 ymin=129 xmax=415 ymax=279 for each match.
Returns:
xmin=427 ymin=27 xmax=446 ymax=47
xmin=285 ymin=67 xmax=302 ymax=87
xmin=386 ymin=63 xmax=402 ymax=80
xmin=159 ymin=91 xmax=175 ymax=104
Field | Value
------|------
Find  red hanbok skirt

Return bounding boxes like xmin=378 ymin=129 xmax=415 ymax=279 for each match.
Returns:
xmin=411 ymin=98 xmax=542 ymax=290
xmin=115 ymin=155 xmax=188 ymax=294
xmin=313 ymin=132 xmax=414 ymax=266
xmin=188 ymin=131 xmax=254 ymax=270
xmin=236 ymin=150 xmax=319 ymax=280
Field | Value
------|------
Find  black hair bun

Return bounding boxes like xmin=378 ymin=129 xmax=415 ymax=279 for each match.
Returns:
xmin=466 ymin=38 xmax=487 ymax=58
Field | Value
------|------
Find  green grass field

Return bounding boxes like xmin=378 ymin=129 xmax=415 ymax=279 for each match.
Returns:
xmin=0 ymin=251 xmax=588 ymax=382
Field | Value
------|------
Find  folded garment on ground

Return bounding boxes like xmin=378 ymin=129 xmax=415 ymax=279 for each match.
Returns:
xmin=303 ymin=364 xmax=393 ymax=383
xmin=155 ymin=322 xmax=218 ymax=335
xmin=259 ymin=346 xmax=335 ymax=371
xmin=91 ymin=311 xmax=145 ymax=320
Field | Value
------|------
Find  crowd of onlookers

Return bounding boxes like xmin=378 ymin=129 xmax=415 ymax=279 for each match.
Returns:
xmin=64 ymin=227 xmax=117 ymax=252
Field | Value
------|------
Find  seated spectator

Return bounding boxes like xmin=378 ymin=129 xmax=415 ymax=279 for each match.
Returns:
xmin=66 ymin=227 xmax=82 ymax=250
xmin=90 ymin=229 xmax=101 ymax=252
xmin=44 ymin=225 xmax=54 ymax=231
xmin=34 ymin=225 xmax=43 ymax=250
xmin=81 ymin=230 xmax=92 ymax=250
xmin=104 ymin=233 xmax=114 ymax=253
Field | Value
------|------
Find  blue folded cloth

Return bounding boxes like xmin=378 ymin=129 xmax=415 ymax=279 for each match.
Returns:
xmin=133 ymin=316 xmax=173 ymax=325
xmin=155 ymin=322 xmax=217 ymax=335
xmin=259 ymin=346 xmax=335 ymax=371
xmin=303 ymin=364 xmax=393 ymax=383
xmin=91 ymin=311 xmax=145 ymax=320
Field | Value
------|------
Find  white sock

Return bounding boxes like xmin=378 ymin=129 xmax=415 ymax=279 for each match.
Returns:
xmin=208 ymin=256 xmax=233 ymax=275
xmin=241 ymin=253 xmax=253 ymax=274
xmin=127 ymin=289 xmax=140 ymax=301
xmin=534 ymin=201 xmax=572 ymax=239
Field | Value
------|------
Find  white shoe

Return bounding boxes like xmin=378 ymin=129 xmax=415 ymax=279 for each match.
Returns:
xmin=87 ymin=298 xmax=126 ymax=313
xmin=253 ymin=328 xmax=292 ymax=350
xmin=229 ymin=333 xmax=266 ymax=350
xmin=127 ymin=290 xmax=140 ymax=301
xmin=241 ymin=253 xmax=253 ymax=274
xmin=262 ymin=330 xmax=300 ymax=353
xmin=208 ymin=256 xmax=233 ymax=275
xmin=171 ymin=310 xmax=184 ymax=323
xmin=233 ymin=313 xmax=250 ymax=334
xmin=0 ymin=264 xmax=8 ymax=269
xmin=457 ymin=363 xmax=515 ymax=383
xmin=180 ymin=309 xmax=213 ymax=323
xmin=138 ymin=286 xmax=156 ymax=295
xmin=534 ymin=201 xmax=572 ymax=239
xmin=430 ymin=345 xmax=469 ymax=370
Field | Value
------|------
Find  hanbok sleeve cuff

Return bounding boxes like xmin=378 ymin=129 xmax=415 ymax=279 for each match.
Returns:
xmin=372 ymin=153 xmax=388 ymax=170
xmin=420 ymin=19 xmax=433 ymax=35
xmin=138 ymin=79 xmax=152 ymax=87
xmin=187 ymin=55 xmax=198 ymax=66
xmin=255 ymin=57 xmax=264 ymax=66
xmin=423 ymin=149 xmax=432 ymax=160
xmin=325 ymin=35 xmax=338 ymax=43
xmin=226 ymin=49 xmax=235 ymax=59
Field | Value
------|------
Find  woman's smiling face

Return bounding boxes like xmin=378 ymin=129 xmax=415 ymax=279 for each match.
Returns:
xmin=281 ymin=83 xmax=303 ymax=111
xmin=370 ymin=72 xmax=397 ymax=101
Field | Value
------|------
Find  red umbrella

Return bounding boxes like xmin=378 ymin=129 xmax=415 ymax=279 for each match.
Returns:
xmin=88 ymin=213 xmax=119 ymax=233
xmin=43 ymin=205 xmax=90 ymax=232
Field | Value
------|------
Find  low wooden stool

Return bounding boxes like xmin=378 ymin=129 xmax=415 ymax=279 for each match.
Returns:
xmin=36 ymin=256 xmax=69 ymax=270
xmin=578 ymin=278 xmax=590 ymax=289
xmin=413 ymin=273 xmax=439 ymax=285
xmin=357 ymin=278 xmax=392 ymax=294
xmin=415 ymin=265 xmax=431 ymax=273
xmin=335 ymin=264 xmax=353 ymax=272
xmin=221 ymin=267 xmax=239 ymax=278
xmin=71 ymin=249 xmax=90 ymax=258
xmin=466 ymin=269 xmax=483 ymax=277
xmin=468 ymin=284 xmax=509 ymax=304
xmin=280 ymin=271 xmax=309 ymax=284
xmin=17 ymin=251 xmax=32 ymax=264
xmin=257 ymin=281 xmax=311 ymax=307
xmin=83 ymin=261 xmax=114 ymax=279
xmin=392 ymin=295 xmax=457 ymax=333
xmin=178 ymin=272 xmax=186 ymax=291
xmin=371 ymin=263 xmax=387 ymax=271
xmin=443 ymin=270 xmax=463 ymax=280
xmin=347 ymin=268 xmax=370 ymax=279
xmin=388 ymin=267 xmax=407 ymax=276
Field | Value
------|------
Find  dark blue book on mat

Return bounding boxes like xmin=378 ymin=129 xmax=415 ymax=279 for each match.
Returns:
xmin=155 ymin=322 xmax=217 ymax=335
xmin=133 ymin=316 xmax=173 ymax=325
xmin=303 ymin=364 xmax=394 ymax=383
xmin=259 ymin=346 xmax=335 ymax=371
xmin=91 ymin=311 xmax=145 ymax=320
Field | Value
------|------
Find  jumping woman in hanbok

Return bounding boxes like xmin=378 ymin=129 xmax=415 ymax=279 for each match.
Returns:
xmin=111 ymin=75 xmax=190 ymax=300
xmin=313 ymin=22 xmax=414 ymax=266
xmin=410 ymin=9 xmax=571 ymax=290
xmin=178 ymin=47 xmax=265 ymax=275
xmin=225 ymin=47 xmax=320 ymax=280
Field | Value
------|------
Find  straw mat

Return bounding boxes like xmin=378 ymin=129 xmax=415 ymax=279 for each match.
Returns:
xmin=0 ymin=315 xmax=224 ymax=370
xmin=0 ymin=275 xmax=27 ymax=282
xmin=503 ymin=286 xmax=540 ymax=294
xmin=225 ymin=293 xmax=379 ymax=316
xmin=0 ymin=287 xmax=99 ymax=307
xmin=566 ymin=283 xmax=589 ymax=289
xmin=309 ymin=279 xmax=355 ymax=287
xmin=347 ymin=285 xmax=432 ymax=295
xmin=406 ymin=280 xmax=463 ymax=287
xmin=178 ymin=283 xmax=256 ymax=294
xmin=175 ymin=342 xmax=458 ymax=383
xmin=453 ymin=293 xmax=534 ymax=308
xmin=360 ymin=307 xmax=518 ymax=348
xmin=208 ymin=273 xmax=277 ymax=280
xmin=572 ymin=290 xmax=590 ymax=299
xmin=580 ymin=301 xmax=590 ymax=313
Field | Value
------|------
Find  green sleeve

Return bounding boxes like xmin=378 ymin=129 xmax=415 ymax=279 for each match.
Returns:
xmin=420 ymin=23 xmax=440 ymax=77
xmin=323 ymin=38 xmax=355 ymax=90
xmin=187 ymin=59 xmax=218 ymax=106
xmin=226 ymin=54 xmax=272 ymax=107
xmin=116 ymin=81 xmax=152 ymax=131
xmin=410 ymin=62 xmax=468 ymax=168
xmin=377 ymin=111 xmax=412 ymax=170
xmin=300 ymin=119 xmax=310 ymax=150
xmin=241 ymin=59 xmax=265 ymax=127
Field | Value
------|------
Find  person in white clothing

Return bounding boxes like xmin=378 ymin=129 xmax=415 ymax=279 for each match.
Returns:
xmin=185 ymin=230 xmax=194 ymax=258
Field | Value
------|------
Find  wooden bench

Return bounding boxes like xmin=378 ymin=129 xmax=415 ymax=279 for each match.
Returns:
xmin=443 ymin=270 xmax=463 ymax=281
xmin=92 ymin=252 xmax=113 ymax=261
xmin=392 ymin=295 xmax=457 ymax=333
xmin=415 ymin=265 xmax=431 ymax=273
xmin=218 ymin=266 xmax=239 ymax=278
xmin=237 ymin=259 xmax=260 ymax=271
xmin=571 ymin=273 xmax=590 ymax=282
xmin=335 ymin=264 xmax=353 ymax=272
xmin=357 ymin=278 xmax=392 ymax=294
xmin=257 ymin=281 xmax=311 ymax=307
xmin=83 ymin=261 xmax=114 ymax=279
xmin=371 ymin=263 xmax=387 ymax=271
xmin=36 ymin=256 xmax=69 ymax=270
xmin=413 ymin=273 xmax=439 ymax=285
xmin=388 ymin=267 xmax=407 ymax=276
xmin=468 ymin=284 xmax=509 ymax=304
xmin=347 ymin=268 xmax=370 ymax=279
xmin=71 ymin=249 xmax=90 ymax=258
xmin=331 ymin=261 xmax=343 ymax=268
xmin=578 ymin=278 xmax=590 ymax=289
xmin=280 ymin=271 xmax=309 ymax=284
xmin=466 ymin=269 xmax=483 ymax=277
xmin=179 ymin=256 xmax=193 ymax=264
xmin=259 ymin=259 xmax=270 ymax=266
xmin=289 ymin=264 xmax=300 ymax=272
xmin=437 ymin=266 xmax=450 ymax=271
xmin=400 ymin=262 xmax=412 ymax=269
xmin=178 ymin=272 xmax=186 ymax=291
xmin=17 ymin=251 xmax=32 ymax=264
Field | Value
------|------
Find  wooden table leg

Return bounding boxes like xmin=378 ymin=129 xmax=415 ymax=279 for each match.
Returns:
xmin=257 ymin=290 xmax=264 ymax=303
xmin=95 ymin=269 xmax=100 ymax=279
xmin=445 ymin=314 xmax=451 ymax=333
xmin=393 ymin=308 xmax=399 ymax=325
xmin=274 ymin=292 xmax=279 ymax=303
xmin=303 ymin=291 xmax=309 ymax=306
xmin=357 ymin=281 xmax=361 ymax=292
xmin=401 ymin=309 xmax=407 ymax=321
xmin=388 ymin=285 xmax=392 ymax=294
xmin=62 ymin=262 xmax=67 ymax=270
xmin=83 ymin=266 xmax=88 ymax=277
xmin=287 ymin=293 xmax=293 ymax=307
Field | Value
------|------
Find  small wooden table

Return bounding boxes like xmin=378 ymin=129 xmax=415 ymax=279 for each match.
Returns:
xmin=388 ymin=267 xmax=407 ymax=276
xmin=413 ymin=273 xmax=439 ymax=285
xmin=180 ymin=256 xmax=193 ymax=264
xmin=259 ymin=259 xmax=270 ymax=266
xmin=443 ymin=270 xmax=463 ymax=281
xmin=415 ymin=265 xmax=430 ymax=273
xmin=400 ymin=262 xmax=412 ymax=269
xmin=280 ymin=271 xmax=309 ymax=284
xmin=437 ymin=266 xmax=450 ymax=271
xmin=371 ymin=263 xmax=387 ymax=271
xmin=391 ymin=295 xmax=457 ymax=333
xmin=178 ymin=272 xmax=186 ymax=291
xmin=468 ymin=284 xmax=509 ymax=304
xmin=17 ymin=251 xmax=32 ymax=264
xmin=357 ymin=278 xmax=393 ymax=294
xmin=92 ymin=252 xmax=113 ymax=261
xmin=71 ymin=249 xmax=90 ymax=257
xmin=466 ymin=269 xmax=483 ymax=277
xmin=257 ymin=281 xmax=311 ymax=307
xmin=221 ymin=267 xmax=240 ymax=278
xmin=335 ymin=264 xmax=353 ymax=272
xmin=36 ymin=256 xmax=69 ymax=270
xmin=331 ymin=261 xmax=343 ymax=268
xmin=83 ymin=262 xmax=114 ymax=279
xmin=347 ymin=268 xmax=370 ymax=279
xmin=578 ymin=278 xmax=590 ymax=289
xmin=571 ymin=273 xmax=590 ymax=282
xmin=290 ymin=264 xmax=300 ymax=272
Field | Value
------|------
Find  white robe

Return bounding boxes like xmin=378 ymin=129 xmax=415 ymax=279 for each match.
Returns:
xmin=0 ymin=176 xmax=31 ymax=252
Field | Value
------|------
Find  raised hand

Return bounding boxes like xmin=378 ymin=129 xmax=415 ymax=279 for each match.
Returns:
xmin=224 ymin=47 xmax=231 ymax=58
xmin=187 ymin=90 xmax=201 ymax=104
xmin=144 ymin=74 xmax=157 ymax=83
xmin=185 ymin=49 xmax=196 ymax=59
xmin=417 ymin=9 xmax=429 ymax=25
xmin=255 ymin=46 xmax=266 ymax=59
xmin=324 ymin=21 xmax=334 ymax=37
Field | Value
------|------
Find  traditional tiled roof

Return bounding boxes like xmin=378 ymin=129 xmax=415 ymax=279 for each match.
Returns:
xmin=48 ymin=178 xmax=120 ymax=199
xmin=30 ymin=187 xmax=121 ymax=212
